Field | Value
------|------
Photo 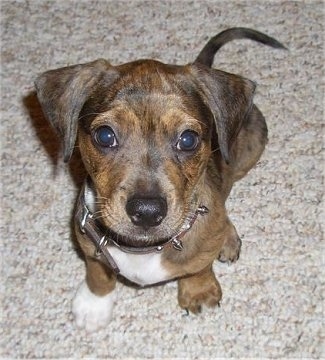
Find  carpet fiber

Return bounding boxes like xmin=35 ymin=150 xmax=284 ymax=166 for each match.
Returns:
xmin=1 ymin=0 xmax=324 ymax=358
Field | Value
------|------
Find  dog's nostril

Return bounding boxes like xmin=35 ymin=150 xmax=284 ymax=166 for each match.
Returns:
xmin=126 ymin=197 xmax=167 ymax=228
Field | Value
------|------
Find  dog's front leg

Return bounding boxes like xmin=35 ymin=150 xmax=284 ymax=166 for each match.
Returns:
xmin=72 ymin=231 xmax=117 ymax=332
xmin=178 ymin=265 xmax=222 ymax=314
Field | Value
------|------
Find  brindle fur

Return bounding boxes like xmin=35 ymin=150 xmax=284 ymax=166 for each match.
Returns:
xmin=35 ymin=28 xmax=285 ymax=319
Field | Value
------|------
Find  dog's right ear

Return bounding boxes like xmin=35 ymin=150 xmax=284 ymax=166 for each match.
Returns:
xmin=188 ymin=63 xmax=256 ymax=164
xmin=35 ymin=59 xmax=119 ymax=162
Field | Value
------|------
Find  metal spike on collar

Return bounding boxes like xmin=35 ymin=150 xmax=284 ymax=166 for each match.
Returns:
xmin=197 ymin=205 xmax=209 ymax=215
xmin=171 ymin=238 xmax=184 ymax=251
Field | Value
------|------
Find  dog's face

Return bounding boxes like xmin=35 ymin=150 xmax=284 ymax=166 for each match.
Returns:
xmin=78 ymin=61 xmax=213 ymax=244
xmin=35 ymin=58 xmax=255 ymax=246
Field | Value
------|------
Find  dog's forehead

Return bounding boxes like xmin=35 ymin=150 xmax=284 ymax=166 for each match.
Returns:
xmin=116 ymin=59 xmax=185 ymax=81
xmin=110 ymin=60 xmax=210 ymax=129
xmin=112 ymin=60 xmax=188 ymax=104
xmin=92 ymin=98 xmax=203 ymax=141
xmin=81 ymin=59 xmax=212 ymax=136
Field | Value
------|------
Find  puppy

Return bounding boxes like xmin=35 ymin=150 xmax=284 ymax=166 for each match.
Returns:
xmin=35 ymin=28 xmax=285 ymax=332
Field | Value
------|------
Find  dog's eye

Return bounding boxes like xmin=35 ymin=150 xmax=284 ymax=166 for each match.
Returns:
xmin=93 ymin=126 xmax=118 ymax=148
xmin=177 ymin=130 xmax=199 ymax=151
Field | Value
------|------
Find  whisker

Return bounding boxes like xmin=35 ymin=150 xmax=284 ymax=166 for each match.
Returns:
xmin=211 ymin=147 xmax=220 ymax=154
xmin=92 ymin=210 xmax=105 ymax=217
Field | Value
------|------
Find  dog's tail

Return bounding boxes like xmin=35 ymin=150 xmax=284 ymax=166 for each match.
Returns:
xmin=194 ymin=27 xmax=287 ymax=67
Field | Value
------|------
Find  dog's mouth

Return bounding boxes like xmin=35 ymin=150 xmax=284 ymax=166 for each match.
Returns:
xmin=76 ymin=178 xmax=208 ymax=253
xmin=97 ymin=224 xmax=177 ymax=250
xmin=77 ymin=180 xmax=209 ymax=274
xmin=97 ymin=205 xmax=209 ymax=250
xmin=80 ymin=177 xmax=208 ymax=251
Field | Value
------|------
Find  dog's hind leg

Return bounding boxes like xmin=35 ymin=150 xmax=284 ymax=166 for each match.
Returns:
xmin=216 ymin=106 xmax=267 ymax=264
xmin=217 ymin=218 xmax=242 ymax=264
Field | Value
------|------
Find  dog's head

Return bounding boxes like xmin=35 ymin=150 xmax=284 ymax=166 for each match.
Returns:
xmin=35 ymin=58 xmax=255 ymax=246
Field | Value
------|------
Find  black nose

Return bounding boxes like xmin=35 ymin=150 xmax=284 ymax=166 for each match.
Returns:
xmin=126 ymin=197 xmax=167 ymax=228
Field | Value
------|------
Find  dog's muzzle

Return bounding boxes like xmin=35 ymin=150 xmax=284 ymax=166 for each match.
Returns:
xmin=75 ymin=179 xmax=209 ymax=274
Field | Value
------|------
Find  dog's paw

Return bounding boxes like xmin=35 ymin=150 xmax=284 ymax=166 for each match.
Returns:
xmin=178 ymin=276 xmax=222 ymax=314
xmin=72 ymin=281 xmax=115 ymax=332
xmin=218 ymin=225 xmax=242 ymax=264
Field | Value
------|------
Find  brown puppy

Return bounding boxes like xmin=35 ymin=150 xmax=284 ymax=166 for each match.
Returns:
xmin=35 ymin=28 xmax=285 ymax=332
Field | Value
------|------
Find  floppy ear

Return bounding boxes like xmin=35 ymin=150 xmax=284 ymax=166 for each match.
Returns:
xmin=34 ymin=59 xmax=119 ymax=162
xmin=189 ymin=64 xmax=256 ymax=163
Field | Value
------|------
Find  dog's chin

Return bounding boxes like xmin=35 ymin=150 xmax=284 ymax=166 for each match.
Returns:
xmin=105 ymin=225 xmax=176 ymax=248
xmin=100 ymin=221 xmax=179 ymax=248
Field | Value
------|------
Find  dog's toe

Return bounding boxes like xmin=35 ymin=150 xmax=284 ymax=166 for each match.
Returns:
xmin=72 ymin=281 xmax=115 ymax=332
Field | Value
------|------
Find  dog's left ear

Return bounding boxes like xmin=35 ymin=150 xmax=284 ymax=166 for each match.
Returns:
xmin=35 ymin=59 xmax=119 ymax=162
xmin=188 ymin=64 xmax=256 ymax=163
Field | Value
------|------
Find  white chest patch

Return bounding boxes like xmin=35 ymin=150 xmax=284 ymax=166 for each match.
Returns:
xmin=108 ymin=247 xmax=171 ymax=286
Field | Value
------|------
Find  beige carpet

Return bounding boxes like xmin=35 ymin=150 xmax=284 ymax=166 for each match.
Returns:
xmin=1 ymin=0 xmax=324 ymax=358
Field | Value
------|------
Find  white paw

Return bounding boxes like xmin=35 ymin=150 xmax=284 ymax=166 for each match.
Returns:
xmin=72 ymin=281 xmax=115 ymax=332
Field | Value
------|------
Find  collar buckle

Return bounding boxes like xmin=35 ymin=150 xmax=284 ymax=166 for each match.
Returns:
xmin=79 ymin=202 xmax=92 ymax=234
